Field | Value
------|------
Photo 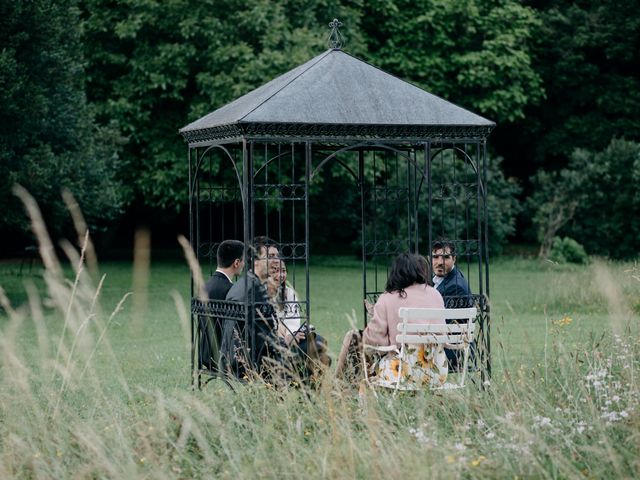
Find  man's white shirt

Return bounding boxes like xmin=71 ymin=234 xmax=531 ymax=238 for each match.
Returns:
xmin=215 ymin=269 xmax=233 ymax=283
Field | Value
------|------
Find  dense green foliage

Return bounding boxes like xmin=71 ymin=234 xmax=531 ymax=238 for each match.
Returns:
xmin=81 ymin=0 xmax=366 ymax=211
xmin=0 ymin=0 xmax=125 ymax=244
xmin=530 ymin=138 xmax=640 ymax=259
xmin=362 ymin=0 xmax=544 ymax=123
xmin=486 ymin=156 xmax=522 ymax=254
xmin=526 ymin=0 xmax=640 ymax=166
xmin=1 ymin=0 xmax=639 ymax=256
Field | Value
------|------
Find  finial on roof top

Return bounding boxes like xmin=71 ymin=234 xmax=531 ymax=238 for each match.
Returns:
xmin=328 ymin=18 xmax=344 ymax=49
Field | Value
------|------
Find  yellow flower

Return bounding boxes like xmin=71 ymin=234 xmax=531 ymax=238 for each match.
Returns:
xmin=553 ymin=315 xmax=573 ymax=327
xmin=417 ymin=345 xmax=428 ymax=368
xmin=446 ymin=455 xmax=455 ymax=464
xmin=390 ymin=358 xmax=409 ymax=379
xmin=390 ymin=358 xmax=400 ymax=373
xmin=471 ymin=455 xmax=487 ymax=466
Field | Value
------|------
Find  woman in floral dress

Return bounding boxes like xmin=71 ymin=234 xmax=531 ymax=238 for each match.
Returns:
xmin=362 ymin=253 xmax=447 ymax=389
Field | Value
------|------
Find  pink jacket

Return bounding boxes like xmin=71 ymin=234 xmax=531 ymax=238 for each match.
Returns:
xmin=362 ymin=283 xmax=445 ymax=347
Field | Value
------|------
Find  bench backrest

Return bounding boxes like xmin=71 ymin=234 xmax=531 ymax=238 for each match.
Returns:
xmin=396 ymin=307 xmax=477 ymax=345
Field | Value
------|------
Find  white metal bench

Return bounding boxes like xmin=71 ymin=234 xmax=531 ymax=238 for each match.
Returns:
xmin=364 ymin=307 xmax=477 ymax=392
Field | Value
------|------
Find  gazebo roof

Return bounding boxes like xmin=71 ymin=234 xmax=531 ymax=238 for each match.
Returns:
xmin=180 ymin=48 xmax=494 ymax=145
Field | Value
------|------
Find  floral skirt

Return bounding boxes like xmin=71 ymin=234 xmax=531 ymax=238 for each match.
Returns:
xmin=370 ymin=344 xmax=448 ymax=390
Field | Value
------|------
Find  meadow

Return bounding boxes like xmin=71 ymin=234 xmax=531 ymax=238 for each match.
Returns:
xmin=1 ymin=239 xmax=639 ymax=478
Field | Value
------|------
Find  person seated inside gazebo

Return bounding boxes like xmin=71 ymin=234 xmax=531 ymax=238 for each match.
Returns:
xmin=337 ymin=253 xmax=448 ymax=389
xmin=268 ymin=259 xmax=302 ymax=334
xmin=219 ymin=237 xmax=280 ymax=380
xmin=268 ymin=258 xmax=330 ymax=373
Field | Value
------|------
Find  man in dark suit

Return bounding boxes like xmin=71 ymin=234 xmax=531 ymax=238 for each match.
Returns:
xmin=199 ymin=239 xmax=245 ymax=373
xmin=431 ymin=239 xmax=473 ymax=370
xmin=432 ymin=240 xmax=472 ymax=307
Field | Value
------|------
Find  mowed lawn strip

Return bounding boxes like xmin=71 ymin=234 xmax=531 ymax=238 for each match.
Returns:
xmin=1 ymin=255 xmax=638 ymax=389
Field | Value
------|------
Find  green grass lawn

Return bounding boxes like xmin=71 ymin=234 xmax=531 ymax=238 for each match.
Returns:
xmin=1 ymin=255 xmax=639 ymax=388
xmin=1 ymin=254 xmax=638 ymax=478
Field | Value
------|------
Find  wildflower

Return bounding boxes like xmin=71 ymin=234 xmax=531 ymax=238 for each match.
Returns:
xmin=601 ymin=411 xmax=622 ymax=423
xmin=553 ymin=315 xmax=572 ymax=327
xmin=446 ymin=455 xmax=455 ymax=464
xmin=485 ymin=432 xmax=495 ymax=440
xmin=454 ymin=442 xmax=466 ymax=451
xmin=408 ymin=427 xmax=431 ymax=445
xmin=471 ymin=455 xmax=487 ymax=467
xmin=533 ymin=415 xmax=552 ymax=428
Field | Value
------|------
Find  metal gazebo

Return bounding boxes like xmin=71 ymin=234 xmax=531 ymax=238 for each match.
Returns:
xmin=180 ymin=26 xmax=495 ymax=386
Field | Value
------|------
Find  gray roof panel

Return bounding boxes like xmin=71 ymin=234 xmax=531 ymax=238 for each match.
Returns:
xmin=180 ymin=49 xmax=494 ymax=134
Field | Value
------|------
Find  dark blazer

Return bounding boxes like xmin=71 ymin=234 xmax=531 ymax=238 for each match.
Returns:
xmin=219 ymin=274 xmax=278 ymax=379
xmin=436 ymin=267 xmax=472 ymax=309
xmin=436 ymin=267 xmax=474 ymax=370
xmin=205 ymin=271 xmax=233 ymax=301
xmin=199 ymin=271 xmax=233 ymax=372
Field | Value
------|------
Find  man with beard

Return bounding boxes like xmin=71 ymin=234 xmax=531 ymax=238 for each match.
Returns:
xmin=431 ymin=239 xmax=474 ymax=370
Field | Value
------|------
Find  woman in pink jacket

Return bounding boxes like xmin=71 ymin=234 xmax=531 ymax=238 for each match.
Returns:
xmin=363 ymin=253 xmax=447 ymax=389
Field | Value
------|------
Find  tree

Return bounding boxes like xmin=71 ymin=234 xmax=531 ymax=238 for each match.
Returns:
xmin=529 ymin=138 xmax=640 ymax=259
xmin=531 ymin=0 xmax=640 ymax=165
xmin=486 ymin=156 xmax=522 ymax=254
xmin=492 ymin=0 xmax=640 ymax=183
xmin=528 ymin=169 xmax=582 ymax=258
xmin=361 ymin=0 xmax=545 ymax=124
xmin=81 ymin=0 xmax=366 ymax=213
xmin=0 ymin=0 xmax=125 ymax=248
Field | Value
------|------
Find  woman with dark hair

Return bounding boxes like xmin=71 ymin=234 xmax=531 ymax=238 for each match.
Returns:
xmin=361 ymin=252 xmax=447 ymax=389
xmin=268 ymin=259 xmax=302 ymax=337
xmin=268 ymin=258 xmax=332 ymax=376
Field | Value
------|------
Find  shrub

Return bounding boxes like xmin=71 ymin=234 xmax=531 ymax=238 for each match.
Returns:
xmin=549 ymin=236 xmax=589 ymax=264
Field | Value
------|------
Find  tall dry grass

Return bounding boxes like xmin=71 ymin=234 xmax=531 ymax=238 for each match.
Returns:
xmin=0 ymin=189 xmax=638 ymax=478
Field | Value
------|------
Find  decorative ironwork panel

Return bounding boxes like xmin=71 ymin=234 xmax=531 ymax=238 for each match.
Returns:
xmin=253 ymin=183 xmax=307 ymax=201
xmin=181 ymin=123 xmax=494 ymax=145
xmin=363 ymin=239 xmax=410 ymax=256
xmin=431 ymin=182 xmax=478 ymax=201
